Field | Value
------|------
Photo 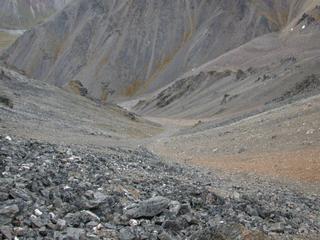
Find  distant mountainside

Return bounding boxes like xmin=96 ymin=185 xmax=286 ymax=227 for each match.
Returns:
xmin=0 ymin=0 xmax=71 ymax=29
xmin=131 ymin=31 xmax=320 ymax=118
xmin=1 ymin=0 xmax=319 ymax=102
xmin=129 ymin=2 xmax=320 ymax=119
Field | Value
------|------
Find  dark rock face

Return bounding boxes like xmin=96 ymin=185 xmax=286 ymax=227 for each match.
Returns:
xmin=0 ymin=71 xmax=14 ymax=108
xmin=3 ymin=0 xmax=305 ymax=100
xmin=0 ymin=135 xmax=319 ymax=239
xmin=271 ymin=74 xmax=320 ymax=103
xmin=0 ymin=95 xmax=13 ymax=108
xmin=63 ymin=80 xmax=88 ymax=96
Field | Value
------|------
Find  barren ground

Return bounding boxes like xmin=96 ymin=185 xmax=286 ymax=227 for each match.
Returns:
xmin=0 ymin=31 xmax=17 ymax=50
xmin=144 ymin=95 xmax=320 ymax=192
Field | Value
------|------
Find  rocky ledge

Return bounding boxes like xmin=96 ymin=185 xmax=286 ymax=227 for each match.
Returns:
xmin=0 ymin=135 xmax=319 ymax=239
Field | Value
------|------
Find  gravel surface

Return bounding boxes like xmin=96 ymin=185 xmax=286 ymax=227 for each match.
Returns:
xmin=1 ymin=135 xmax=319 ymax=240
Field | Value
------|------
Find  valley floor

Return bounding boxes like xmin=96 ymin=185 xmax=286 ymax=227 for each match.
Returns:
xmin=144 ymin=94 xmax=320 ymax=192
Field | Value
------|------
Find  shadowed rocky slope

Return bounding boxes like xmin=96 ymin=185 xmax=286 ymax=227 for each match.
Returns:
xmin=3 ymin=0 xmax=316 ymax=101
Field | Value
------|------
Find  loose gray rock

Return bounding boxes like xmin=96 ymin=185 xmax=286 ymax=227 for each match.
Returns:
xmin=168 ymin=201 xmax=181 ymax=216
xmin=270 ymin=222 xmax=285 ymax=233
xmin=0 ymin=204 xmax=19 ymax=225
xmin=158 ymin=231 xmax=175 ymax=240
xmin=0 ymin=226 xmax=12 ymax=239
xmin=0 ymin=136 xmax=319 ymax=239
xmin=119 ymin=227 xmax=136 ymax=240
xmin=56 ymin=219 xmax=67 ymax=230
xmin=124 ymin=196 xmax=171 ymax=219
xmin=64 ymin=210 xmax=100 ymax=227
xmin=54 ymin=227 xmax=86 ymax=240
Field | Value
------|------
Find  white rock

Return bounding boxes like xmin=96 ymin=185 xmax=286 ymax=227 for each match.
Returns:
xmin=34 ymin=209 xmax=43 ymax=216
xmin=96 ymin=223 xmax=103 ymax=230
xmin=69 ymin=155 xmax=81 ymax=161
xmin=306 ymin=129 xmax=315 ymax=135
xmin=21 ymin=164 xmax=31 ymax=170
xmin=93 ymin=224 xmax=103 ymax=233
xmin=129 ymin=219 xmax=139 ymax=226
xmin=5 ymin=136 xmax=12 ymax=141
xmin=302 ymin=25 xmax=306 ymax=29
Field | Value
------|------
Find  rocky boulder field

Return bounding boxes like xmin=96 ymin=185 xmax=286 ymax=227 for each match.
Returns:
xmin=0 ymin=135 xmax=319 ymax=240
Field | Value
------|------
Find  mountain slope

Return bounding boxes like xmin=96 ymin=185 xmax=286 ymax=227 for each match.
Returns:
xmin=0 ymin=0 xmax=70 ymax=29
xmin=130 ymin=3 xmax=320 ymax=119
xmin=2 ymin=0 xmax=313 ymax=101
xmin=0 ymin=66 xmax=161 ymax=146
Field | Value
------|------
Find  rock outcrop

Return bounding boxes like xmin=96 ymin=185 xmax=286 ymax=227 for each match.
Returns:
xmin=63 ymin=80 xmax=88 ymax=96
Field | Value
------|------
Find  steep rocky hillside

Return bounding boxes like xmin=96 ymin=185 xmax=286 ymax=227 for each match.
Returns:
xmin=0 ymin=0 xmax=70 ymax=29
xmin=2 ymin=0 xmax=315 ymax=101
xmin=131 ymin=30 xmax=320 ymax=119
xmin=128 ymin=2 xmax=320 ymax=118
